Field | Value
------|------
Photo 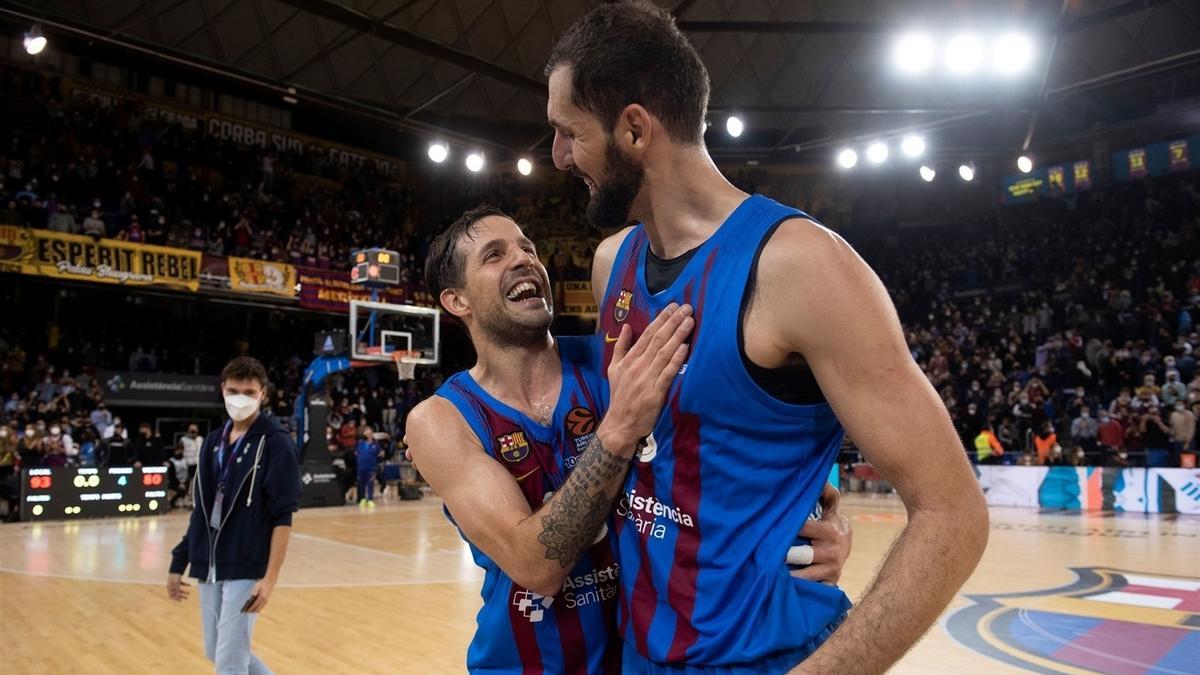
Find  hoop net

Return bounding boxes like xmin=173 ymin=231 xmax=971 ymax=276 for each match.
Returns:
xmin=391 ymin=350 xmax=421 ymax=381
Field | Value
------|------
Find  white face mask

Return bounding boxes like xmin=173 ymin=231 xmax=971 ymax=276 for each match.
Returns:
xmin=224 ymin=394 xmax=260 ymax=422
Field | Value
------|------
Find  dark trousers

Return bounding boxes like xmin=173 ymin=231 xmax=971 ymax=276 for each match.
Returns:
xmin=357 ymin=468 xmax=375 ymax=501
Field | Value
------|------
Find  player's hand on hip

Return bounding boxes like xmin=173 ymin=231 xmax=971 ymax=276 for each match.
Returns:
xmin=166 ymin=573 xmax=190 ymax=601
xmin=792 ymin=483 xmax=852 ymax=585
xmin=600 ymin=303 xmax=693 ymax=456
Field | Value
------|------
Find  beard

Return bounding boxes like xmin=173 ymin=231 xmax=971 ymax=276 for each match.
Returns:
xmin=586 ymin=139 xmax=645 ymax=230
xmin=473 ymin=297 xmax=554 ymax=350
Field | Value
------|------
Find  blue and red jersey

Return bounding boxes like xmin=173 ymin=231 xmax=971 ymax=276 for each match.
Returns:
xmin=435 ymin=335 xmax=621 ymax=674
xmin=597 ymin=195 xmax=852 ymax=669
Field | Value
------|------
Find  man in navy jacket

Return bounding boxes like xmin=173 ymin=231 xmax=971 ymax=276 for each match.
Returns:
xmin=167 ymin=356 xmax=300 ymax=675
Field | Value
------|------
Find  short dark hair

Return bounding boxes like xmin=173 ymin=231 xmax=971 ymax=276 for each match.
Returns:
xmin=220 ymin=356 xmax=269 ymax=389
xmin=545 ymin=0 xmax=709 ymax=145
xmin=424 ymin=204 xmax=512 ymax=302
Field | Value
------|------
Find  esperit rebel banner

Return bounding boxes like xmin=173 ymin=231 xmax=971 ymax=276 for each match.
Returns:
xmin=0 ymin=226 xmax=201 ymax=291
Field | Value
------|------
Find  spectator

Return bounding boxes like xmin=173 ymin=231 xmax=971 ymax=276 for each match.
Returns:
xmin=166 ymin=442 xmax=189 ymax=509
xmin=1142 ymin=407 xmax=1174 ymax=467
xmin=181 ymin=424 xmax=203 ymax=483
xmin=46 ymin=204 xmax=77 ymax=234
xmin=0 ymin=424 xmax=16 ymax=481
xmin=1070 ymin=407 xmax=1099 ymax=461
xmin=132 ymin=422 xmax=165 ymax=467
xmin=1162 ymin=370 xmax=1187 ymax=407
xmin=1012 ymin=394 xmax=1035 ymax=450
xmin=1168 ymin=402 xmax=1195 ymax=459
xmin=17 ymin=425 xmax=43 ymax=468
xmin=89 ymin=402 xmax=112 ymax=437
xmin=356 ymin=425 xmax=381 ymax=508
xmin=973 ymin=421 xmax=1005 ymax=465
xmin=1033 ymin=421 xmax=1057 ymax=466
xmin=100 ymin=423 xmax=132 ymax=466
xmin=82 ymin=208 xmax=105 ymax=238
xmin=1097 ymin=410 xmax=1124 ymax=464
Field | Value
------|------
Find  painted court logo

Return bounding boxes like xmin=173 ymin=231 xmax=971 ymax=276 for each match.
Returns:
xmin=513 ymin=589 xmax=554 ymax=623
xmin=947 ymin=567 xmax=1200 ymax=673
xmin=496 ymin=431 xmax=530 ymax=463
xmin=614 ymin=289 xmax=633 ymax=322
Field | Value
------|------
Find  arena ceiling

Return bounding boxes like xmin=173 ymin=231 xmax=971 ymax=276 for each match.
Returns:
xmin=4 ymin=0 xmax=1200 ymax=163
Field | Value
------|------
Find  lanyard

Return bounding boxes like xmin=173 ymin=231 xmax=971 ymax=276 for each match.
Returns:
xmin=214 ymin=421 xmax=250 ymax=491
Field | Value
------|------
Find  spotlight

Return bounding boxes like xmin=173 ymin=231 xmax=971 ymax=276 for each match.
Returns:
xmin=958 ymin=164 xmax=975 ymax=182
xmin=465 ymin=152 xmax=484 ymax=173
xmin=23 ymin=26 xmax=47 ymax=55
xmin=894 ymin=33 xmax=934 ymax=75
xmin=992 ymin=33 xmax=1034 ymax=76
xmin=1017 ymin=155 xmax=1033 ymax=173
xmin=726 ymin=115 xmax=744 ymax=138
xmin=837 ymin=148 xmax=858 ymax=169
xmin=901 ymin=135 xmax=926 ymax=158
xmin=919 ymin=165 xmax=936 ymax=182
xmin=945 ymin=33 xmax=984 ymax=76
xmin=866 ymin=142 xmax=889 ymax=164
xmin=517 ymin=158 xmax=533 ymax=176
xmin=427 ymin=142 xmax=448 ymax=163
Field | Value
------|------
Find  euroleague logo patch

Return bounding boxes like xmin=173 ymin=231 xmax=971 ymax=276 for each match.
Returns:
xmin=566 ymin=407 xmax=597 ymax=437
xmin=496 ymin=431 xmax=530 ymax=463
xmin=614 ymin=288 xmax=633 ymax=322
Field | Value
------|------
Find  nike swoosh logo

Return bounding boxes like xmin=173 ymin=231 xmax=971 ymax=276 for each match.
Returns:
xmin=604 ymin=334 xmax=619 ymax=343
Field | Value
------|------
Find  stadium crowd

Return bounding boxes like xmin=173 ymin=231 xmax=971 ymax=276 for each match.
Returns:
xmin=2 ymin=94 xmax=1198 ymax=477
xmin=864 ymin=171 xmax=1200 ymax=466
xmin=1 ymin=95 xmax=595 ymax=279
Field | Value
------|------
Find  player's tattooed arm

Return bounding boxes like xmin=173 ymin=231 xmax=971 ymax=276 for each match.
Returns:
xmin=536 ymin=303 xmax=695 ymax=569
xmin=536 ymin=433 xmax=629 ymax=567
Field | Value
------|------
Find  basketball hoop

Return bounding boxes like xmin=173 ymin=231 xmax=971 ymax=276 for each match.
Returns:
xmin=392 ymin=350 xmax=420 ymax=381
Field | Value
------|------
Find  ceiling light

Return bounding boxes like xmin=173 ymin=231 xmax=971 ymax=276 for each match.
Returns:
xmin=726 ymin=115 xmax=744 ymax=138
xmin=837 ymin=148 xmax=858 ymax=169
xmin=945 ymin=33 xmax=984 ymax=76
xmin=901 ymin=135 xmax=926 ymax=158
xmin=959 ymin=164 xmax=975 ymax=182
xmin=867 ymin=142 xmax=889 ymax=164
xmin=894 ymin=33 xmax=935 ymax=75
xmin=517 ymin=158 xmax=533 ymax=176
xmin=427 ymin=142 xmax=448 ymax=164
xmin=992 ymin=33 xmax=1034 ymax=76
xmin=23 ymin=26 xmax=47 ymax=55
xmin=919 ymin=165 xmax=936 ymax=182
xmin=1017 ymin=155 xmax=1033 ymax=173
xmin=466 ymin=152 xmax=485 ymax=173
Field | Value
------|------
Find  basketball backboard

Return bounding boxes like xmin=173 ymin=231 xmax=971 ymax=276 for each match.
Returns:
xmin=349 ymin=299 xmax=440 ymax=366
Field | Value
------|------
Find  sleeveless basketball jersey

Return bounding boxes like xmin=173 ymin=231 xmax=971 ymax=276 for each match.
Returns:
xmin=597 ymin=195 xmax=852 ymax=667
xmin=434 ymin=335 xmax=622 ymax=675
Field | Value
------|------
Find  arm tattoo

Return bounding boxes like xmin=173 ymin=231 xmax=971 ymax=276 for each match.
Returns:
xmin=537 ymin=434 xmax=628 ymax=568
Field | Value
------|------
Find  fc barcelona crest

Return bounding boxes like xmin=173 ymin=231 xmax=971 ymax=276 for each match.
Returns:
xmin=614 ymin=289 xmax=633 ymax=322
xmin=497 ymin=431 xmax=530 ymax=463
xmin=946 ymin=567 xmax=1200 ymax=673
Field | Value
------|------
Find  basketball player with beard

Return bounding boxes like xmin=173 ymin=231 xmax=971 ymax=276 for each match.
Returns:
xmin=406 ymin=206 xmax=851 ymax=673
xmin=545 ymin=2 xmax=989 ymax=673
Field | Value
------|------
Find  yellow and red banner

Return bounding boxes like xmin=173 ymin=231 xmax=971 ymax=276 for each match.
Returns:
xmin=0 ymin=226 xmax=201 ymax=291
xmin=228 ymin=257 xmax=297 ymax=298
xmin=559 ymin=281 xmax=598 ymax=317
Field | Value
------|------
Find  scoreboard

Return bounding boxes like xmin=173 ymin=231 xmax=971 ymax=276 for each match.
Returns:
xmin=20 ymin=466 xmax=171 ymax=521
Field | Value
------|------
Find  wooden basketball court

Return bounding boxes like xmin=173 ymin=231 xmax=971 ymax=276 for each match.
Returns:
xmin=1 ymin=493 xmax=1195 ymax=673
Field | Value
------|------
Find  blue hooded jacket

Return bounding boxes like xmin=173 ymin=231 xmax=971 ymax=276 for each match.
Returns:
xmin=169 ymin=414 xmax=300 ymax=581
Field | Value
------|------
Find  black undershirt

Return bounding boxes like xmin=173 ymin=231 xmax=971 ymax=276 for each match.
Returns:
xmin=644 ymin=234 xmax=826 ymax=405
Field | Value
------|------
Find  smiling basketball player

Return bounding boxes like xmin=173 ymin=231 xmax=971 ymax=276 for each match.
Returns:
xmin=546 ymin=2 xmax=988 ymax=673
